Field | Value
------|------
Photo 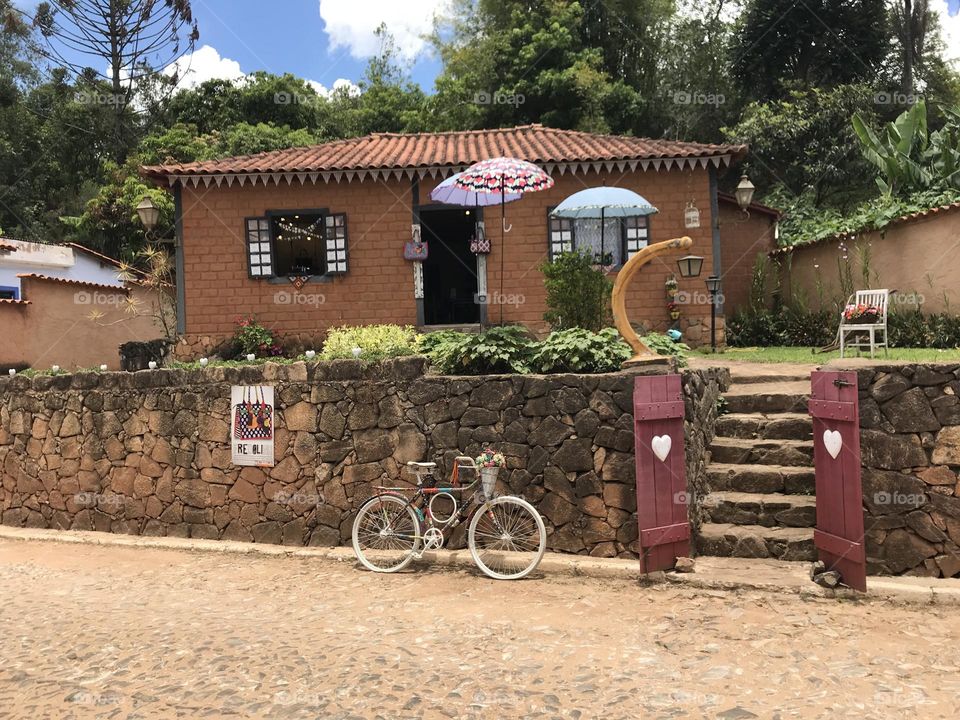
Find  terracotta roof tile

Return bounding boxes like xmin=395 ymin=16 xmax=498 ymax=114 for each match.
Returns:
xmin=0 ymin=239 xmax=17 ymax=252
xmin=142 ymin=124 xmax=748 ymax=180
xmin=0 ymin=298 xmax=29 ymax=305
xmin=771 ymin=200 xmax=960 ymax=256
xmin=17 ymin=274 xmax=130 ymax=293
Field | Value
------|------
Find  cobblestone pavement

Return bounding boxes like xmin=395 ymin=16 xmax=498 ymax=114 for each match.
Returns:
xmin=1 ymin=540 xmax=959 ymax=719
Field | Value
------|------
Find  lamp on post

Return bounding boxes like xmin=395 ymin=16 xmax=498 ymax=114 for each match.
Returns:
xmin=676 ymin=255 xmax=704 ymax=279
xmin=734 ymin=175 xmax=756 ymax=211
xmin=136 ymin=196 xmax=160 ymax=232
xmin=705 ymin=275 xmax=722 ymax=352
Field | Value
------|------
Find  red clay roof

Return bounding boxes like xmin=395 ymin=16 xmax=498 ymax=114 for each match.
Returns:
xmin=0 ymin=298 xmax=29 ymax=305
xmin=0 ymin=239 xmax=17 ymax=252
xmin=17 ymin=273 xmax=130 ymax=293
xmin=141 ymin=124 xmax=748 ymax=180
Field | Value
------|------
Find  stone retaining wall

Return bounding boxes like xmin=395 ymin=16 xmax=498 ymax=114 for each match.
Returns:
xmin=857 ymin=364 xmax=960 ymax=577
xmin=0 ymin=359 xmax=727 ymax=559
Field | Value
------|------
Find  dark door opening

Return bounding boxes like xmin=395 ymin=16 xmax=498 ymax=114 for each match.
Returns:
xmin=421 ymin=207 xmax=480 ymax=325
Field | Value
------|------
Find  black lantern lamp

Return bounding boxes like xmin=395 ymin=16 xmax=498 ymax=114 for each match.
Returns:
xmin=705 ymin=275 xmax=722 ymax=351
xmin=677 ymin=255 xmax=704 ymax=278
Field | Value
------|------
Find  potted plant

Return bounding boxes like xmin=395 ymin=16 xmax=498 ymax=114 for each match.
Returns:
xmin=475 ymin=448 xmax=506 ymax=497
xmin=843 ymin=303 xmax=881 ymax=324
xmin=667 ymin=301 xmax=681 ymax=321
xmin=665 ymin=276 xmax=679 ymax=298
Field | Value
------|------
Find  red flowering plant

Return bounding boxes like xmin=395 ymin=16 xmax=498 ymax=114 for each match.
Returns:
xmin=233 ymin=316 xmax=284 ymax=358
xmin=842 ymin=304 xmax=881 ymax=323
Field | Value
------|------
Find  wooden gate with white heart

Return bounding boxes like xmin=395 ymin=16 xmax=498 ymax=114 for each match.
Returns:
xmin=809 ymin=370 xmax=867 ymax=591
xmin=633 ymin=374 xmax=690 ymax=573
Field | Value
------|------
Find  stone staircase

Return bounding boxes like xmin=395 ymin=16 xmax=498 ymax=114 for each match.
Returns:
xmin=697 ymin=373 xmax=818 ymax=562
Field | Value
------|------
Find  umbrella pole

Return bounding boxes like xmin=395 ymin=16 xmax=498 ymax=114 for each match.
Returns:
xmin=500 ymin=180 xmax=505 ymax=325
xmin=600 ymin=206 xmax=605 ymax=266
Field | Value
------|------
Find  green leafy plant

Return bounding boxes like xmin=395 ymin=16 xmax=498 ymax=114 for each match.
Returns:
xmin=320 ymin=324 xmax=422 ymax=361
xmin=540 ymin=250 xmax=613 ymax=332
xmin=421 ymin=326 xmax=535 ymax=374
xmin=640 ymin=332 xmax=690 ymax=368
xmin=232 ymin=316 xmax=282 ymax=358
xmin=531 ymin=328 xmax=631 ymax=373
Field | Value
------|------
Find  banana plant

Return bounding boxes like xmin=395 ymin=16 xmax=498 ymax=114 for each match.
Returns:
xmin=852 ymin=99 xmax=932 ymax=195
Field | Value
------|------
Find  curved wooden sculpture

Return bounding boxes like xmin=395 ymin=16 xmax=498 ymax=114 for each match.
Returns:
xmin=612 ymin=236 xmax=693 ymax=366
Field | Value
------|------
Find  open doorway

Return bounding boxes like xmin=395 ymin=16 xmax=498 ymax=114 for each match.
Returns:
xmin=420 ymin=207 xmax=480 ymax=326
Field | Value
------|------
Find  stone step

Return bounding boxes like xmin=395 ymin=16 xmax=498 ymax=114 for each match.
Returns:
xmin=702 ymin=491 xmax=816 ymax=528
xmin=696 ymin=523 xmax=816 ymax=561
xmin=706 ymin=463 xmax=815 ymax=494
xmin=723 ymin=382 xmax=810 ymax=414
xmin=709 ymin=437 xmax=814 ymax=466
xmin=728 ymin=372 xmax=811 ymax=384
xmin=715 ymin=412 xmax=812 ymax=441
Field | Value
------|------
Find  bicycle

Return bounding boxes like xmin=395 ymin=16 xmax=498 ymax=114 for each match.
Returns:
xmin=351 ymin=456 xmax=547 ymax=580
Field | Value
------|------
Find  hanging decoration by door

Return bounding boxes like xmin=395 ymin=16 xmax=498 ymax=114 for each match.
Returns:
xmin=288 ymin=275 xmax=310 ymax=291
xmin=470 ymin=220 xmax=491 ymax=254
xmin=684 ymin=201 xmax=701 ymax=229
xmin=404 ymin=223 xmax=428 ymax=260
xmin=231 ymin=385 xmax=275 ymax=467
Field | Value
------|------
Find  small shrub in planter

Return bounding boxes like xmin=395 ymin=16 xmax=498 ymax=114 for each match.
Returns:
xmin=320 ymin=324 xmax=422 ymax=361
xmin=420 ymin=325 xmax=535 ymax=374
xmin=531 ymin=328 xmax=630 ymax=373
xmin=231 ymin=316 xmax=283 ymax=359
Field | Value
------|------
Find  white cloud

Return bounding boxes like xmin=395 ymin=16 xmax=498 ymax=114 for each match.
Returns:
xmin=933 ymin=0 xmax=960 ymax=67
xmin=163 ymin=45 xmax=357 ymax=100
xmin=164 ymin=45 xmax=246 ymax=89
xmin=318 ymin=0 xmax=451 ymax=59
xmin=307 ymin=78 xmax=361 ymax=98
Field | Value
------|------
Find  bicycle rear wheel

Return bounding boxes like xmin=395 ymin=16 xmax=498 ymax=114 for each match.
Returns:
xmin=352 ymin=495 xmax=421 ymax=573
xmin=468 ymin=496 xmax=546 ymax=580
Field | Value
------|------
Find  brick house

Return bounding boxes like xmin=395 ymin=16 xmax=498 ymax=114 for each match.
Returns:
xmin=141 ymin=124 xmax=748 ymax=357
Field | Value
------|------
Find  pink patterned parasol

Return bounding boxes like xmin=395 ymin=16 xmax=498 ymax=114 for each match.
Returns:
xmin=453 ymin=157 xmax=554 ymax=323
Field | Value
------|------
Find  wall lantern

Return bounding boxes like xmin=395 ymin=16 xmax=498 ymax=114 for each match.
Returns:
xmin=734 ymin=175 xmax=756 ymax=210
xmin=676 ymin=255 xmax=704 ymax=278
xmin=136 ymin=196 xmax=160 ymax=231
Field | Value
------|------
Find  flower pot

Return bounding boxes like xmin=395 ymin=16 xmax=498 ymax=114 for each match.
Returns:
xmin=666 ymin=288 xmax=678 ymax=298
xmin=480 ymin=466 xmax=499 ymax=498
xmin=669 ymin=311 xmax=681 ymax=321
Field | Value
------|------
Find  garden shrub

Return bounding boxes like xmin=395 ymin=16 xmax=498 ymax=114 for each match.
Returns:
xmin=540 ymin=250 xmax=613 ymax=332
xmin=730 ymin=305 xmax=960 ymax=349
xmin=422 ymin=327 xmax=686 ymax=374
xmin=230 ymin=316 xmax=283 ymax=358
xmin=640 ymin=332 xmax=690 ymax=368
xmin=320 ymin=324 xmax=422 ymax=361
xmin=531 ymin=328 xmax=631 ymax=373
xmin=420 ymin=326 xmax=535 ymax=374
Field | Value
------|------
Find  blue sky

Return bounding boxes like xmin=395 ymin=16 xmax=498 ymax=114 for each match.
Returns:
xmin=183 ymin=0 xmax=446 ymax=92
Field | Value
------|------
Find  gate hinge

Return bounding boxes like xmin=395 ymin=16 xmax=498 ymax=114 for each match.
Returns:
xmin=833 ymin=378 xmax=853 ymax=388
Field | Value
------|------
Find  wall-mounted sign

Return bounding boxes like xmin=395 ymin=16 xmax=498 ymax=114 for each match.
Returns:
xmin=231 ymin=385 xmax=275 ymax=467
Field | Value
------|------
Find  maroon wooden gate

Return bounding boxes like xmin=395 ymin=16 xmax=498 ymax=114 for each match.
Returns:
xmin=634 ymin=374 xmax=689 ymax=573
xmin=809 ymin=370 xmax=867 ymax=591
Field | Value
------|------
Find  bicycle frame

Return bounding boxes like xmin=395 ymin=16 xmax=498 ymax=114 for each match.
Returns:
xmin=368 ymin=456 xmax=494 ymax=548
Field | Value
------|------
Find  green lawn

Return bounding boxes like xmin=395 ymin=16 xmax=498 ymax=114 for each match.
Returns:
xmin=696 ymin=346 xmax=960 ymax=364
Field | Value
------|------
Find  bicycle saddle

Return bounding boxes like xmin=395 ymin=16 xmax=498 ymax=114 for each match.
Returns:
xmin=406 ymin=461 xmax=437 ymax=469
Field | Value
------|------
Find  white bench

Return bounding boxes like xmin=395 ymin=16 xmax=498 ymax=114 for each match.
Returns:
xmin=839 ymin=289 xmax=889 ymax=358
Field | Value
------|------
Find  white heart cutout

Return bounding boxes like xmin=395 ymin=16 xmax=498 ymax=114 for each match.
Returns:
xmin=651 ymin=435 xmax=672 ymax=463
xmin=823 ymin=429 xmax=842 ymax=459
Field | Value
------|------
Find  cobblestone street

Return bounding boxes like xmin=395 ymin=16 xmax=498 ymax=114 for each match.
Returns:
xmin=0 ymin=539 xmax=958 ymax=719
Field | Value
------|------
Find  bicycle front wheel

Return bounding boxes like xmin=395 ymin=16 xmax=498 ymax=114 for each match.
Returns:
xmin=468 ymin=496 xmax=546 ymax=580
xmin=352 ymin=495 xmax=421 ymax=573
